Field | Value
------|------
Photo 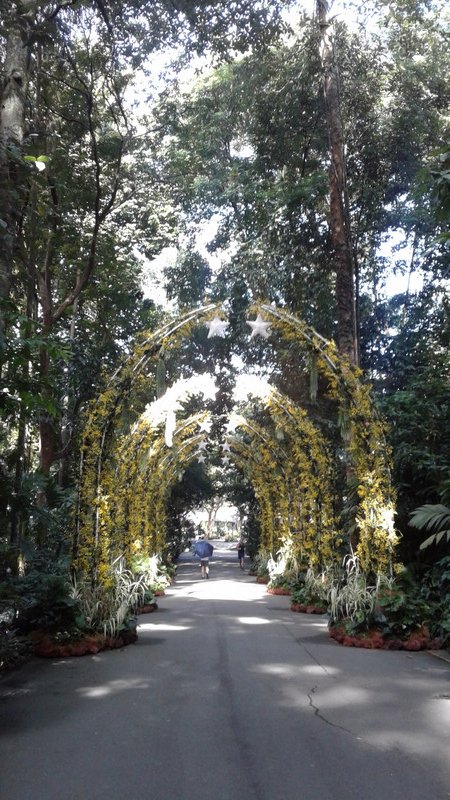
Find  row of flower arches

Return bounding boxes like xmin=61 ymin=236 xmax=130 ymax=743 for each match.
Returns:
xmin=73 ymin=304 xmax=398 ymax=588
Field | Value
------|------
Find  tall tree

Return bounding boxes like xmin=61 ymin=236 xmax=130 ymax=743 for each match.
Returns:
xmin=316 ymin=0 xmax=357 ymax=364
xmin=0 ymin=0 xmax=32 ymax=343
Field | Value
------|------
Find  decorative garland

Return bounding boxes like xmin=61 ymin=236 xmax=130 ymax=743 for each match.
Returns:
xmin=265 ymin=391 xmax=341 ymax=569
xmin=74 ymin=302 xmax=398 ymax=590
xmin=227 ymin=436 xmax=288 ymax=552
xmin=256 ymin=304 xmax=398 ymax=575
xmin=74 ymin=306 xmax=219 ymax=582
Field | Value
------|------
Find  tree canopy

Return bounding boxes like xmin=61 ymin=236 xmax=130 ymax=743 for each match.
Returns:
xmin=0 ymin=0 xmax=449 ymax=590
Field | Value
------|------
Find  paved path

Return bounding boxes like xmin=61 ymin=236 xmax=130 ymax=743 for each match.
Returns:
xmin=1 ymin=541 xmax=450 ymax=799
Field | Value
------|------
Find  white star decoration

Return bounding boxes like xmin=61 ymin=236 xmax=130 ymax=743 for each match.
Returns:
xmin=205 ymin=316 xmax=229 ymax=338
xmin=197 ymin=454 xmax=206 ymax=464
xmin=222 ymin=456 xmax=230 ymax=465
xmin=199 ymin=419 xmax=212 ymax=433
xmin=247 ymin=314 xmax=271 ymax=340
xmin=225 ymin=414 xmax=245 ymax=433
xmin=198 ymin=441 xmax=208 ymax=451
xmin=222 ymin=443 xmax=231 ymax=452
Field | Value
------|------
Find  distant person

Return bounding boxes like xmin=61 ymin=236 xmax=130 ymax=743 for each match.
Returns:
xmin=193 ymin=536 xmax=214 ymax=578
xmin=237 ymin=539 xmax=245 ymax=570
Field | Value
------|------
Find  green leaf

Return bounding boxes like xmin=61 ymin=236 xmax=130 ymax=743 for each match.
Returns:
xmin=419 ymin=530 xmax=450 ymax=550
xmin=409 ymin=504 xmax=450 ymax=533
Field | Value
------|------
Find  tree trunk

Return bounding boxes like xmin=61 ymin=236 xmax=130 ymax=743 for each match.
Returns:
xmin=0 ymin=17 xmax=31 ymax=342
xmin=316 ymin=0 xmax=358 ymax=365
xmin=9 ymin=253 xmax=35 ymax=544
xmin=205 ymin=498 xmax=221 ymax=538
xmin=39 ymin=307 xmax=55 ymax=477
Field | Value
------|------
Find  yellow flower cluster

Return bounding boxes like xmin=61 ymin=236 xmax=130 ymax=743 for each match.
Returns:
xmin=74 ymin=300 xmax=398 ymax=592
xmin=255 ymin=303 xmax=398 ymax=576
xmin=228 ymin=435 xmax=289 ymax=551
xmin=267 ymin=391 xmax=341 ymax=569
xmin=74 ymin=305 xmax=219 ymax=586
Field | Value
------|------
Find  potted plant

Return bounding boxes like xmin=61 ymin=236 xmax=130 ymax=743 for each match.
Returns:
xmin=290 ymin=567 xmax=332 ymax=614
xmin=138 ymin=588 xmax=158 ymax=614
xmin=267 ymin=573 xmax=292 ymax=595
xmin=328 ymin=559 xmax=448 ymax=650
xmin=253 ymin=550 xmax=271 ymax=583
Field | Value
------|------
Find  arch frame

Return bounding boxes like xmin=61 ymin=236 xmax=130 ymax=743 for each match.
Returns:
xmin=74 ymin=302 xmax=398 ymax=586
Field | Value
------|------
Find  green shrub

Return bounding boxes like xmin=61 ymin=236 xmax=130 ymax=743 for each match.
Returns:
xmin=328 ymin=559 xmax=450 ymax=643
xmin=0 ymin=572 xmax=81 ymax=633
xmin=291 ymin=566 xmax=336 ymax=609
xmin=71 ymin=559 xmax=146 ymax=638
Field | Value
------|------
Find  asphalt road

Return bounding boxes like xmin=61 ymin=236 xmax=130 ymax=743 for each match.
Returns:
xmin=1 ymin=541 xmax=450 ymax=800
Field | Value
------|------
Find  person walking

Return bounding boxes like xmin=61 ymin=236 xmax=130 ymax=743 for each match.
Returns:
xmin=193 ymin=536 xmax=214 ymax=578
xmin=237 ymin=539 xmax=245 ymax=570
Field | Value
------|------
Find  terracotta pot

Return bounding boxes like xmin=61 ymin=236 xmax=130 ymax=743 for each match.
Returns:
xmin=138 ymin=602 xmax=158 ymax=614
xmin=328 ymin=624 xmax=443 ymax=651
xmin=33 ymin=629 xmax=138 ymax=658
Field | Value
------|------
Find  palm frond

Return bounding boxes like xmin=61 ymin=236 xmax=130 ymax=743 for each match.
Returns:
xmin=409 ymin=503 xmax=450 ymax=549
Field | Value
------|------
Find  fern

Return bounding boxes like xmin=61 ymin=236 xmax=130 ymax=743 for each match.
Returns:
xmin=409 ymin=504 xmax=450 ymax=549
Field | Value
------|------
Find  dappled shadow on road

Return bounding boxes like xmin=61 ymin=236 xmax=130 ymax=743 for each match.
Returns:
xmin=1 ymin=542 xmax=449 ymax=796
xmin=158 ymin=549 xmax=450 ymax=784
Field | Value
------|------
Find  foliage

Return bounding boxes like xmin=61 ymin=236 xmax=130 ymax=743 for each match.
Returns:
xmin=328 ymin=557 xmax=450 ymax=644
xmin=328 ymin=556 xmax=380 ymax=626
xmin=411 ymin=504 xmax=450 ymax=550
xmin=268 ymin=574 xmax=293 ymax=591
xmin=430 ymin=140 xmax=450 ymax=234
xmin=291 ymin=567 xmax=335 ymax=609
xmin=72 ymin=300 xmax=400 ymax=590
xmin=365 ymin=288 xmax=450 ymax=560
xmin=153 ymin=2 xmax=448 ymax=575
xmin=0 ymin=629 xmax=31 ymax=674
xmin=267 ymin=553 xmax=292 ymax=590
xmin=1 ymin=0 xmax=449 ymax=649
xmin=409 ymin=479 xmax=450 ymax=549
xmin=130 ymin=553 xmax=173 ymax=592
xmin=376 ymin=577 xmax=432 ymax=638
xmin=421 ymin=556 xmax=450 ymax=640
xmin=258 ymin=304 xmax=398 ymax=574
xmin=0 ymin=571 xmax=81 ymax=633
xmin=71 ymin=558 xmax=147 ymax=639
xmin=252 ymin=549 xmax=271 ymax=579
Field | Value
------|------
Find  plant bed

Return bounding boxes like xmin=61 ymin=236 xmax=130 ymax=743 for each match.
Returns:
xmin=31 ymin=627 xmax=138 ymax=658
xmin=290 ymin=602 xmax=327 ymax=614
xmin=0 ymin=633 xmax=33 ymax=674
xmin=268 ymin=586 xmax=291 ymax=596
xmin=256 ymin=576 xmax=269 ymax=584
xmin=153 ymin=589 xmax=165 ymax=597
xmin=138 ymin=602 xmax=158 ymax=614
xmin=328 ymin=623 xmax=444 ymax=650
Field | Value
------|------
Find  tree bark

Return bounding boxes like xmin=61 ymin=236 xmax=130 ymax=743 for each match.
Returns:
xmin=316 ymin=0 xmax=358 ymax=365
xmin=0 ymin=13 xmax=31 ymax=343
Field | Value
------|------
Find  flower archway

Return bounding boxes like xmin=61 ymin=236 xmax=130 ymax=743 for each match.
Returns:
xmin=226 ymin=390 xmax=340 ymax=569
xmin=73 ymin=303 xmax=398 ymax=588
